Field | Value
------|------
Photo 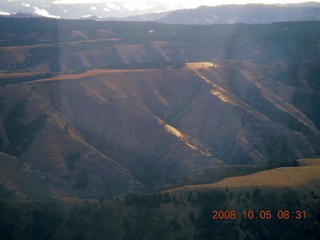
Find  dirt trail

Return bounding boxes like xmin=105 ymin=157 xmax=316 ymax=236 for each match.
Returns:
xmin=32 ymin=69 xmax=156 ymax=82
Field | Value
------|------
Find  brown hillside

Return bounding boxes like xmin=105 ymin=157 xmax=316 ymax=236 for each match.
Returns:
xmin=167 ymin=158 xmax=320 ymax=193
xmin=1 ymin=19 xmax=320 ymax=199
xmin=0 ymin=64 xmax=319 ymax=198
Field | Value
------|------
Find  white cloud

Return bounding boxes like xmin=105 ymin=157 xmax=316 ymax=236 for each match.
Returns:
xmin=53 ymin=0 xmax=111 ymax=3
xmin=0 ymin=11 xmax=11 ymax=15
xmin=121 ymin=1 xmax=150 ymax=11
xmin=104 ymin=2 xmax=122 ymax=11
xmin=90 ymin=6 xmax=97 ymax=10
xmin=22 ymin=3 xmax=31 ymax=7
xmin=33 ymin=7 xmax=60 ymax=18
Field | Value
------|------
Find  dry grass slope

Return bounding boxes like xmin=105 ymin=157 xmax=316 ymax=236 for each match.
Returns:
xmin=169 ymin=158 xmax=320 ymax=192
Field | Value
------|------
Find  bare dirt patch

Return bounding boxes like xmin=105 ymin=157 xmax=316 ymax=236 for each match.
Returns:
xmin=186 ymin=62 xmax=218 ymax=69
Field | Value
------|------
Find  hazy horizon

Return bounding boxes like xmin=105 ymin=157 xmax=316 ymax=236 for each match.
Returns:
xmin=1 ymin=0 xmax=320 ymax=18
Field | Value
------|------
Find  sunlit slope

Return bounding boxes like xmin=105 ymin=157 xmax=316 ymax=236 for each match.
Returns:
xmin=174 ymin=66 xmax=320 ymax=164
xmin=0 ymin=69 xmax=222 ymax=198
xmin=30 ymin=69 xmax=221 ymax=183
xmin=169 ymin=159 xmax=320 ymax=192
xmin=32 ymin=67 xmax=320 ymax=165
xmin=1 ymin=64 xmax=320 ymax=198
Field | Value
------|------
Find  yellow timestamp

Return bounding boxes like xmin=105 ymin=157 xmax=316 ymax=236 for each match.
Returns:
xmin=212 ymin=210 xmax=307 ymax=220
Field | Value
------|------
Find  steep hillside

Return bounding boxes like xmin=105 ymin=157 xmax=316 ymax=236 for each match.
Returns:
xmin=0 ymin=69 xmax=221 ymax=197
xmin=0 ymin=64 xmax=320 ymax=198
xmin=0 ymin=18 xmax=320 ymax=199
xmin=0 ymin=82 xmax=143 ymax=199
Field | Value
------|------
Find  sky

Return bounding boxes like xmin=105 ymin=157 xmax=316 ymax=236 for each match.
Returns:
xmin=52 ymin=0 xmax=320 ymax=9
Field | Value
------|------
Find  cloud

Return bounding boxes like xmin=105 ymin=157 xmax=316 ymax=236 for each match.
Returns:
xmin=33 ymin=7 xmax=60 ymax=18
xmin=51 ymin=0 xmax=203 ymax=9
xmin=121 ymin=1 xmax=150 ymax=11
xmin=52 ymin=0 xmax=104 ymax=3
xmin=104 ymin=2 xmax=122 ymax=11
xmin=0 ymin=11 xmax=11 ymax=15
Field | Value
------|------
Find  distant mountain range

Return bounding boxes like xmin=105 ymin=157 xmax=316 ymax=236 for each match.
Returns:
xmin=156 ymin=3 xmax=320 ymax=24
xmin=1 ymin=1 xmax=320 ymax=24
